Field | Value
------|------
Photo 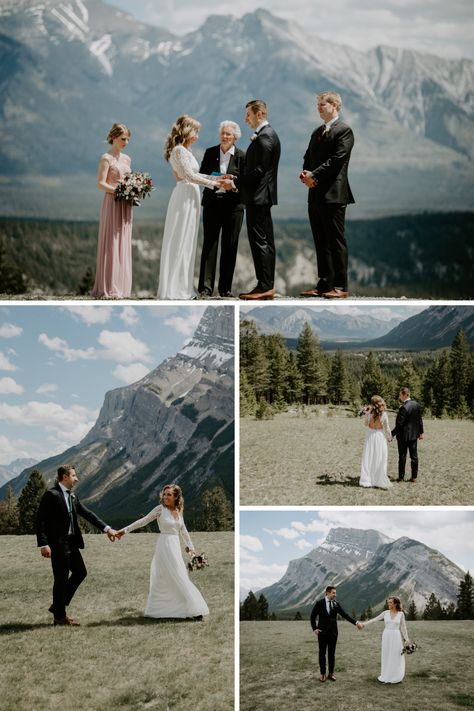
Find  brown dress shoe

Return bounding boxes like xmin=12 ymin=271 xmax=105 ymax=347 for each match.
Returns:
xmin=323 ymin=289 xmax=349 ymax=299
xmin=239 ymin=288 xmax=275 ymax=301
xmin=408 ymin=478 xmax=417 ymax=483
xmin=327 ymin=674 xmax=336 ymax=681
xmin=300 ymin=288 xmax=325 ymax=297
xmin=319 ymin=674 xmax=326 ymax=682
xmin=54 ymin=616 xmax=80 ymax=626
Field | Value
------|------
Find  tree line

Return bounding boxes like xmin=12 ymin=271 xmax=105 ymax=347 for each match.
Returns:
xmin=240 ymin=320 xmax=474 ymax=419
xmin=240 ymin=573 xmax=474 ymax=621
xmin=0 ymin=470 xmax=233 ymax=533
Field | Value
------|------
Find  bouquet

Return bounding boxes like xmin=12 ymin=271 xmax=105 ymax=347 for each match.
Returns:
xmin=114 ymin=171 xmax=154 ymax=206
xmin=401 ymin=641 xmax=418 ymax=655
xmin=186 ymin=549 xmax=209 ymax=572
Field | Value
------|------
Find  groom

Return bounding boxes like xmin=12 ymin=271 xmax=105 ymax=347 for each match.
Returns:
xmin=229 ymin=99 xmax=280 ymax=300
xmin=310 ymin=585 xmax=361 ymax=682
xmin=392 ymin=387 xmax=424 ymax=482
xmin=36 ymin=464 xmax=117 ymax=625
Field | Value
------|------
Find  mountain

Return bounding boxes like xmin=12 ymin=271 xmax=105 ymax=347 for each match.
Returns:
xmin=1 ymin=2 xmax=473 ymax=218
xmin=0 ymin=457 xmax=37 ymax=487
xmin=242 ymin=305 xmax=403 ymax=341
xmin=258 ymin=527 xmax=464 ymax=615
xmin=365 ymin=305 xmax=474 ymax=349
xmin=0 ymin=305 xmax=234 ymax=527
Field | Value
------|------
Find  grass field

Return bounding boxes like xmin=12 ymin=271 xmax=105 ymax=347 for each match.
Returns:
xmin=240 ymin=410 xmax=474 ymax=505
xmin=0 ymin=533 xmax=233 ymax=711
xmin=240 ymin=620 xmax=474 ymax=711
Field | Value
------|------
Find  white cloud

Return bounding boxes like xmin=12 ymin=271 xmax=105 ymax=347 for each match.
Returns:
xmin=272 ymin=539 xmax=280 ymax=547
xmin=295 ymin=538 xmax=312 ymax=551
xmin=97 ymin=330 xmax=152 ymax=363
xmin=240 ymin=535 xmax=264 ymax=552
xmin=36 ymin=383 xmax=59 ymax=395
xmin=38 ymin=334 xmax=96 ymax=361
xmin=164 ymin=310 xmax=204 ymax=336
xmin=0 ymin=323 xmax=23 ymax=338
xmin=0 ymin=402 xmax=97 ymax=445
xmin=264 ymin=526 xmax=301 ymax=540
xmin=63 ymin=305 xmax=113 ymax=325
xmin=0 ymin=352 xmax=17 ymax=371
xmin=240 ymin=551 xmax=287 ymax=592
xmin=0 ymin=377 xmax=24 ymax=395
xmin=120 ymin=306 xmax=139 ymax=325
xmin=113 ymin=362 xmax=150 ymax=384
xmin=0 ymin=435 xmax=33 ymax=463
xmin=291 ymin=519 xmax=329 ymax=534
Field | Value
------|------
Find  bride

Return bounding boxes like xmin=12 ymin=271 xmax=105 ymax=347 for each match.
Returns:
xmin=359 ymin=596 xmax=410 ymax=683
xmin=158 ymin=115 xmax=222 ymax=300
xmin=359 ymin=395 xmax=393 ymax=489
xmin=116 ymin=484 xmax=209 ymax=619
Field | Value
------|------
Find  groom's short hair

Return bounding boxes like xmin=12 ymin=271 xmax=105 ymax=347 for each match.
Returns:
xmin=57 ymin=464 xmax=74 ymax=481
xmin=400 ymin=387 xmax=410 ymax=396
xmin=326 ymin=585 xmax=336 ymax=594
xmin=246 ymin=99 xmax=267 ymax=116
xmin=317 ymin=91 xmax=342 ymax=112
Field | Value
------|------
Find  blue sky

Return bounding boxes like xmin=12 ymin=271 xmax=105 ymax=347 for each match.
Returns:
xmin=106 ymin=0 xmax=474 ymax=60
xmin=240 ymin=509 xmax=474 ymax=594
xmin=0 ymin=304 xmax=210 ymax=464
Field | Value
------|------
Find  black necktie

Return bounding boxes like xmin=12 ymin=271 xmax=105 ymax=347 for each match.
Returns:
xmin=66 ymin=491 xmax=75 ymax=535
xmin=315 ymin=125 xmax=325 ymax=144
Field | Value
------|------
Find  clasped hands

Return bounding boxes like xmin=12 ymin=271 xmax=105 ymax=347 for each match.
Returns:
xmin=216 ymin=174 xmax=236 ymax=191
xmin=299 ymin=170 xmax=317 ymax=188
xmin=106 ymin=528 xmax=126 ymax=542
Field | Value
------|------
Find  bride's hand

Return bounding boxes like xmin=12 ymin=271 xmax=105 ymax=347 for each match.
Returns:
xmin=115 ymin=530 xmax=126 ymax=539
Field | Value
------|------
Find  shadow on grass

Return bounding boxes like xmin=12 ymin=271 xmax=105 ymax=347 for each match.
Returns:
xmin=316 ymin=474 xmax=361 ymax=487
xmin=86 ymin=615 xmax=202 ymax=627
xmin=0 ymin=622 xmax=52 ymax=633
xmin=449 ymin=694 xmax=474 ymax=708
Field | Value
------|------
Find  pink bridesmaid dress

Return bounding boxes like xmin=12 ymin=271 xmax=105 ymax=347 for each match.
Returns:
xmin=92 ymin=152 xmax=133 ymax=298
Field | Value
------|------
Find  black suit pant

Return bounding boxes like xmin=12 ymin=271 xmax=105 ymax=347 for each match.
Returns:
xmin=397 ymin=438 xmax=419 ymax=479
xmin=308 ymin=202 xmax=348 ymax=291
xmin=199 ymin=200 xmax=244 ymax=295
xmin=245 ymin=205 xmax=275 ymax=291
xmin=318 ymin=630 xmax=338 ymax=675
xmin=50 ymin=536 xmax=87 ymax=618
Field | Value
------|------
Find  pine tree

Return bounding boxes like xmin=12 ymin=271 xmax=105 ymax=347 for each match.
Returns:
xmin=200 ymin=486 xmax=233 ymax=531
xmin=266 ymin=334 xmax=289 ymax=409
xmin=397 ymin=357 xmax=421 ymax=402
xmin=17 ymin=469 xmax=47 ymax=534
xmin=406 ymin=600 xmax=418 ymax=621
xmin=296 ymin=323 xmax=327 ymax=404
xmin=76 ymin=266 xmax=95 ymax=296
xmin=430 ymin=351 xmax=452 ymax=417
xmin=240 ymin=591 xmax=258 ymax=620
xmin=423 ymin=592 xmax=443 ymax=620
xmin=257 ymin=594 xmax=269 ymax=620
xmin=294 ymin=611 xmax=303 ymax=620
xmin=327 ymin=351 xmax=350 ymax=405
xmin=240 ymin=321 xmax=270 ymax=400
xmin=0 ymin=486 xmax=19 ymax=534
xmin=366 ymin=604 xmax=373 ymax=620
xmin=360 ymin=352 xmax=388 ymax=403
xmin=240 ymin=368 xmax=257 ymax=416
xmin=450 ymin=330 xmax=469 ymax=413
xmin=285 ymin=351 xmax=303 ymax=404
xmin=0 ymin=237 xmax=29 ymax=294
xmin=456 ymin=571 xmax=474 ymax=619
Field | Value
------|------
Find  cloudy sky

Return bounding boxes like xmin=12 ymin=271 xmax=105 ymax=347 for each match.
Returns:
xmin=106 ymin=0 xmax=474 ymax=60
xmin=240 ymin=303 xmax=426 ymax=324
xmin=240 ymin=509 xmax=474 ymax=594
xmin=0 ymin=304 xmax=209 ymax=464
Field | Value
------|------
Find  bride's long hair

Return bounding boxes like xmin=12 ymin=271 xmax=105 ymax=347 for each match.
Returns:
xmin=370 ymin=395 xmax=386 ymax=421
xmin=164 ymin=115 xmax=201 ymax=161
xmin=160 ymin=483 xmax=184 ymax=512
xmin=387 ymin=596 xmax=403 ymax=611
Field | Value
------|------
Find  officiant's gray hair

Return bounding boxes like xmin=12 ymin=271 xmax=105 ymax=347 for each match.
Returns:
xmin=219 ymin=120 xmax=241 ymax=141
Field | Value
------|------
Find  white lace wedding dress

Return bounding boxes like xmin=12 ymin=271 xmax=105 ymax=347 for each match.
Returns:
xmin=364 ymin=610 xmax=409 ymax=683
xmin=157 ymin=145 xmax=220 ymax=300
xmin=124 ymin=504 xmax=209 ymax=618
xmin=359 ymin=411 xmax=393 ymax=489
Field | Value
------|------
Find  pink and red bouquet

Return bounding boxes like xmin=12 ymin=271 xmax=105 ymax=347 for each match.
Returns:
xmin=114 ymin=171 xmax=154 ymax=206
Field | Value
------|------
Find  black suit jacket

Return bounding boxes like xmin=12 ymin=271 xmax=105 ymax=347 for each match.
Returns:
xmin=235 ymin=125 xmax=281 ymax=206
xmin=310 ymin=597 xmax=356 ymax=634
xmin=200 ymin=145 xmax=246 ymax=209
xmin=36 ymin=483 xmax=107 ymax=550
xmin=303 ymin=119 xmax=355 ymax=205
xmin=392 ymin=399 xmax=424 ymax=441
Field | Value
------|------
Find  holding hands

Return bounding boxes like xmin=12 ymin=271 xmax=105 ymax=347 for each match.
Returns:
xmin=216 ymin=174 xmax=236 ymax=191
xmin=356 ymin=622 xmax=364 ymax=630
xmin=299 ymin=170 xmax=317 ymax=188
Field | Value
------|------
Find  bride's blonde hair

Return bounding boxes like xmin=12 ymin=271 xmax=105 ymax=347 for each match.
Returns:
xmin=160 ymin=483 xmax=184 ymax=511
xmin=370 ymin=395 xmax=386 ymax=421
xmin=164 ymin=115 xmax=201 ymax=161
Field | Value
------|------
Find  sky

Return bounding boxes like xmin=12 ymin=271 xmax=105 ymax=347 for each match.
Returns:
xmin=0 ymin=303 xmax=211 ymax=464
xmin=106 ymin=0 xmax=474 ymax=60
xmin=240 ymin=304 xmax=426 ymax=323
xmin=240 ymin=509 xmax=474 ymax=594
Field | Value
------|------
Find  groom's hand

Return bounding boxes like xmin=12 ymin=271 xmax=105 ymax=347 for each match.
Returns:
xmin=299 ymin=170 xmax=317 ymax=188
xmin=40 ymin=546 xmax=51 ymax=558
xmin=107 ymin=529 xmax=118 ymax=542
xmin=314 ymin=628 xmax=321 ymax=636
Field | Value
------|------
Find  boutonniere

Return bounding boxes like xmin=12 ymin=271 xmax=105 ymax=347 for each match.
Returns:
xmin=70 ymin=493 xmax=76 ymax=501
xmin=250 ymin=133 xmax=258 ymax=141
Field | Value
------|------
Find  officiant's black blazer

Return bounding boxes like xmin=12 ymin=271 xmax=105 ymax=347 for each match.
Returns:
xmin=236 ymin=125 xmax=280 ymax=206
xmin=303 ymin=119 xmax=355 ymax=205
xmin=200 ymin=145 xmax=246 ymax=209
xmin=36 ymin=483 xmax=107 ymax=550
xmin=392 ymin=399 xmax=424 ymax=442
xmin=310 ymin=598 xmax=357 ymax=633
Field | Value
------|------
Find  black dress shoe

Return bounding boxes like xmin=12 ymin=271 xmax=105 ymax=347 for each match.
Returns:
xmin=48 ymin=605 xmax=54 ymax=614
xmin=219 ymin=291 xmax=233 ymax=298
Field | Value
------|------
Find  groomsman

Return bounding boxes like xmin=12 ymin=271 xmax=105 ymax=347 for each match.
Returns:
xmin=300 ymin=91 xmax=355 ymax=299
xmin=392 ymin=387 xmax=424 ymax=482
xmin=223 ymin=99 xmax=280 ymax=301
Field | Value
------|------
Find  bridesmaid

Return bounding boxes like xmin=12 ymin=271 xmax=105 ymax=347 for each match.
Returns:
xmin=92 ymin=123 xmax=133 ymax=299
